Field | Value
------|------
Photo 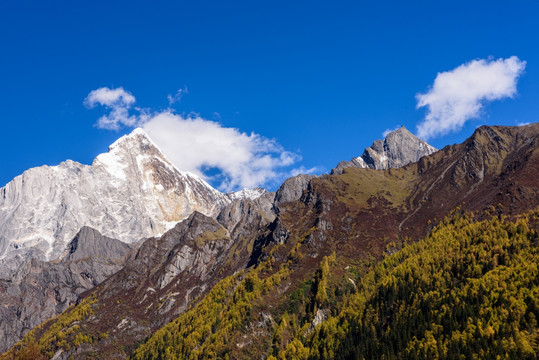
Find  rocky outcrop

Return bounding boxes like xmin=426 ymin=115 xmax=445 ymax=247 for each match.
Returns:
xmin=332 ymin=126 xmax=437 ymax=174
xmin=0 ymin=128 xmax=230 ymax=278
xmin=218 ymin=191 xmax=276 ymax=238
xmin=63 ymin=226 xmax=133 ymax=263
xmin=274 ymin=174 xmax=316 ymax=211
xmin=41 ymin=212 xmax=257 ymax=359
xmin=0 ymin=227 xmax=132 ymax=352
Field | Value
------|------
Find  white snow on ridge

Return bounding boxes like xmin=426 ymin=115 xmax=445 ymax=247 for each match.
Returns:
xmin=227 ymin=187 xmax=267 ymax=201
xmin=94 ymin=151 xmax=128 ymax=181
xmin=352 ymin=156 xmax=368 ymax=168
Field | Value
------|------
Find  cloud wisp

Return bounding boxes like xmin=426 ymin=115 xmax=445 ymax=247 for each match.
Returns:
xmin=416 ymin=56 xmax=526 ymax=140
xmin=167 ymin=87 xmax=188 ymax=105
xmin=85 ymin=87 xmax=308 ymax=191
xmin=84 ymin=87 xmax=137 ymax=130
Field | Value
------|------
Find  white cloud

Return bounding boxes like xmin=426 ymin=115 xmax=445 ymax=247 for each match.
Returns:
xmin=167 ymin=87 xmax=188 ymax=105
xmin=517 ymin=121 xmax=530 ymax=127
xmin=84 ymin=87 xmax=137 ymax=130
xmin=289 ymin=166 xmax=320 ymax=177
xmin=142 ymin=112 xmax=300 ymax=191
xmin=85 ymin=87 xmax=303 ymax=191
xmin=85 ymin=87 xmax=135 ymax=107
xmin=416 ymin=56 xmax=526 ymax=139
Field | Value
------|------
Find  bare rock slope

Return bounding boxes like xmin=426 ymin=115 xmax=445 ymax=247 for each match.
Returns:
xmin=0 ymin=227 xmax=132 ymax=352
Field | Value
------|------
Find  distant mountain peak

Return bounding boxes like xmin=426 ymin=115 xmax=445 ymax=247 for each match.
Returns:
xmin=332 ymin=126 xmax=437 ymax=174
xmin=388 ymin=125 xmax=408 ymax=135
xmin=227 ymin=187 xmax=268 ymax=201
xmin=110 ymin=127 xmax=151 ymax=147
xmin=385 ymin=126 xmax=419 ymax=141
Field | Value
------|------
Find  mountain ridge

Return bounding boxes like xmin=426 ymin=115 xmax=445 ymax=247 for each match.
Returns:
xmin=4 ymin=124 xmax=537 ymax=359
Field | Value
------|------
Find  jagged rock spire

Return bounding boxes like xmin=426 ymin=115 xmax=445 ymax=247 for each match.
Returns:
xmin=332 ymin=126 xmax=437 ymax=174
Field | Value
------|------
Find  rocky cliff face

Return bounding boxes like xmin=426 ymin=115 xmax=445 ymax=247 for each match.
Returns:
xmin=273 ymin=174 xmax=316 ymax=211
xmin=0 ymin=192 xmax=280 ymax=358
xmin=0 ymin=128 xmax=230 ymax=278
xmin=41 ymin=211 xmax=266 ymax=359
xmin=0 ymin=227 xmax=132 ymax=352
xmin=332 ymin=126 xmax=437 ymax=174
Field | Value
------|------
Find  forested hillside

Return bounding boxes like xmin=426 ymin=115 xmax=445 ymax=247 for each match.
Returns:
xmin=130 ymin=209 xmax=539 ymax=360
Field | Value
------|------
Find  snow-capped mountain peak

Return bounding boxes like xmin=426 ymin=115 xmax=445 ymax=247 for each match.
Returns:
xmin=0 ymin=128 xmax=230 ymax=278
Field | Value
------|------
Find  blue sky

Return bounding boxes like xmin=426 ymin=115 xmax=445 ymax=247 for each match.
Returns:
xmin=1 ymin=1 xmax=538 ymax=190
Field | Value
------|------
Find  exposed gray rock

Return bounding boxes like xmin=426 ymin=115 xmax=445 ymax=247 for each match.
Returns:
xmin=274 ymin=174 xmax=316 ymax=211
xmin=271 ymin=218 xmax=291 ymax=244
xmin=0 ymin=227 xmax=132 ymax=352
xmin=51 ymin=211 xmax=257 ymax=359
xmin=306 ymin=308 xmax=328 ymax=335
xmin=219 ymin=174 xmax=314 ymax=236
xmin=332 ymin=126 xmax=437 ymax=174
xmin=218 ymin=191 xmax=276 ymax=236
xmin=63 ymin=226 xmax=132 ymax=263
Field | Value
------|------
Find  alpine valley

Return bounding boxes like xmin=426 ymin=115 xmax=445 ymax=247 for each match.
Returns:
xmin=1 ymin=123 xmax=538 ymax=360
